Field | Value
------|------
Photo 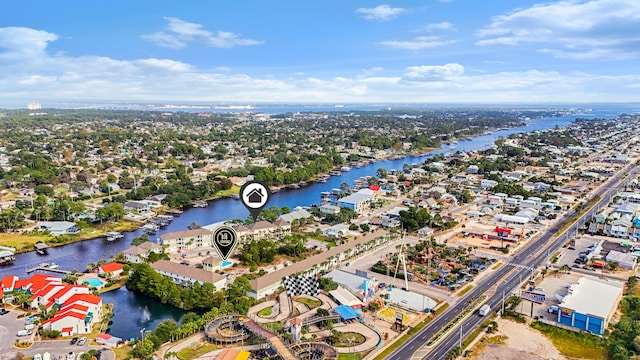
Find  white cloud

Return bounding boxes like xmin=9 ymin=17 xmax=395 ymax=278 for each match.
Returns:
xmin=142 ymin=17 xmax=263 ymax=49
xmin=476 ymin=0 xmax=640 ymax=60
xmin=1 ymin=26 xmax=640 ymax=105
xmin=356 ymin=4 xmax=407 ymax=21
xmin=378 ymin=36 xmax=454 ymax=50
xmin=0 ymin=27 xmax=57 ymax=60
xmin=136 ymin=59 xmax=192 ymax=72
xmin=425 ymin=21 xmax=455 ymax=32
xmin=403 ymin=63 xmax=465 ymax=82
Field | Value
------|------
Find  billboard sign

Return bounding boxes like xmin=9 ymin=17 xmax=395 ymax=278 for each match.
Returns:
xmin=520 ymin=290 xmax=545 ymax=304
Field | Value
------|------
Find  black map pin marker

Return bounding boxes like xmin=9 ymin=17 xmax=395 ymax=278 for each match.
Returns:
xmin=213 ymin=226 xmax=238 ymax=261
xmin=239 ymin=180 xmax=271 ymax=221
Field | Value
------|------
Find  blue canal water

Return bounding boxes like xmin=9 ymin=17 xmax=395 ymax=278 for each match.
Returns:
xmin=0 ymin=105 xmax=636 ymax=339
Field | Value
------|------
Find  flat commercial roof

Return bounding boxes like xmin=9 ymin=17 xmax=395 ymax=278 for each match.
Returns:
xmin=329 ymin=286 xmax=363 ymax=307
xmin=324 ymin=269 xmax=368 ymax=293
xmin=385 ymin=288 xmax=436 ymax=312
xmin=560 ymin=276 xmax=624 ymax=319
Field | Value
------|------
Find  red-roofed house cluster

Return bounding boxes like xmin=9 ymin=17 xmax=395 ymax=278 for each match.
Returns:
xmin=1 ymin=274 xmax=103 ymax=336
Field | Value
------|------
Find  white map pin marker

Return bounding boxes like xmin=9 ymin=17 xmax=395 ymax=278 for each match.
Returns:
xmin=240 ymin=180 xmax=271 ymax=221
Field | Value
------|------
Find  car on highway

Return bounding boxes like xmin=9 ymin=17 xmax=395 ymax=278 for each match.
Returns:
xmin=70 ymin=337 xmax=78 ymax=345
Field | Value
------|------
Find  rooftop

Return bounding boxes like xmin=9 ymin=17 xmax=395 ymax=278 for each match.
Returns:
xmin=560 ymin=276 xmax=624 ymax=319
xmin=249 ymin=229 xmax=388 ymax=291
xmin=151 ymin=260 xmax=225 ymax=284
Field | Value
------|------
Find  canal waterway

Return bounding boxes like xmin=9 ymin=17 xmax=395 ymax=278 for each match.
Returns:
xmin=0 ymin=105 xmax=635 ymax=339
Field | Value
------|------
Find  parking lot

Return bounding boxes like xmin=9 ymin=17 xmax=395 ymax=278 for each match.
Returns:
xmin=556 ymin=234 xmax=637 ymax=278
xmin=515 ymin=274 xmax=581 ymax=321
xmin=0 ymin=308 xmax=114 ymax=360
xmin=0 ymin=308 xmax=25 ymax=349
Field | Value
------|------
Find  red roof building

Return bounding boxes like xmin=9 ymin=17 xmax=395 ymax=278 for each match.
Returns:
xmin=98 ymin=262 xmax=124 ymax=276
xmin=1 ymin=274 xmax=102 ymax=336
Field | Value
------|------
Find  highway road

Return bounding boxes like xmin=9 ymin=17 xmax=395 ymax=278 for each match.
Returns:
xmin=385 ymin=163 xmax=636 ymax=360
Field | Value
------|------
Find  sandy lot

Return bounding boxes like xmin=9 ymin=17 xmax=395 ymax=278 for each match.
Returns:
xmin=472 ymin=318 xmax=566 ymax=360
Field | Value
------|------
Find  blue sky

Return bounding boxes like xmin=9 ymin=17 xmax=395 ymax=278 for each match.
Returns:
xmin=1 ymin=0 xmax=639 ymax=107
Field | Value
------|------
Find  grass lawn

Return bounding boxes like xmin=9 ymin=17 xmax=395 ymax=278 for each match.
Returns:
xmin=212 ymin=185 xmax=240 ymax=198
xmin=0 ymin=233 xmax=51 ymax=253
xmin=98 ymin=278 xmax=127 ymax=294
xmin=0 ymin=220 xmax=140 ymax=254
xmin=334 ymin=332 xmax=365 ymax=347
xmin=457 ymin=285 xmax=473 ymax=297
xmin=295 ymin=297 xmax=322 ymax=309
xmin=261 ymin=321 xmax=285 ymax=334
xmin=338 ymin=354 xmax=362 ymax=360
xmin=177 ymin=344 xmax=218 ymax=360
xmin=530 ymin=321 xmax=608 ymax=360
xmin=258 ymin=307 xmax=272 ymax=317
xmin=112 ymin=345 xmax=133 ymax=360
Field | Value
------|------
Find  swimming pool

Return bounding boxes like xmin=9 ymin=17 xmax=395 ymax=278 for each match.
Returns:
xmin=83 ymin=278 xmax=104 ymax=287
xmin=221 ymin=260 xmax=233 ymax=268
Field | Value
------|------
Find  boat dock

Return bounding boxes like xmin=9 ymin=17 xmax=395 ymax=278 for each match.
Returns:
xmin=26 ymin=265 xmax=71 ymax=275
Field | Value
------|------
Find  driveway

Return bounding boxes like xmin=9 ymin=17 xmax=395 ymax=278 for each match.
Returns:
xmin=4 ymin=340 xmax=114 ymax=360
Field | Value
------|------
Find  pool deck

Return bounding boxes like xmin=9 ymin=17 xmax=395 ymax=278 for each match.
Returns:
xmin=77 ymin=273 xmax=106 ymax=289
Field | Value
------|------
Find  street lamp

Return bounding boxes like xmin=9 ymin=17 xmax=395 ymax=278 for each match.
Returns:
xmin=140 ymin=327 xmax=146 ymax=343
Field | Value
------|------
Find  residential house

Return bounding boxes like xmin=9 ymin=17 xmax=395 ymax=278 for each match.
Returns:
xmin=33 ymin=221 xmax=80 ymax=236
xmin=319 ymin=204 xmax=341 ymax=215
xmin=123 ymin=242 xmax=162 ymax=263
xmin=337 ymin=189 xmax=375 ymax=214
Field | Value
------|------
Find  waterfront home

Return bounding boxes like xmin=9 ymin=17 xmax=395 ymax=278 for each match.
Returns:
xmin=32 ymin=221 xmax=80 ymax=236
xmin=123 ymin=201 xmax=151 ymax=214
xmin=123 ymin=242 xmax=162 ymax=263
xmin=337 ymin=189 xmax=375 ymax=214
xmin=150 ymin=260 xmax=226 ymax=289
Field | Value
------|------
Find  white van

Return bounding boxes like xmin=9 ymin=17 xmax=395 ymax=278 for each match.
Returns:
xmin=17 ymin=329 xmax=32 ymax=336
xmin=24 ymin=324 xmax=36 ymax=330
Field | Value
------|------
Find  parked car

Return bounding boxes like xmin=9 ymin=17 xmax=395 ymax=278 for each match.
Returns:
xmin=0 ymin=308 xmax=9 ymax=315
xmin=77 ymin=337 xmax=87 ymax=346
xmin=33 ymin=354 xmax=42 ymax=360
xmin=17 ymin=329 xmax=32 ymax=336
xmin=67 ymin=352 xmax=75 ymax=360
xmin=70 ymin=337 xmax=78 ymax=345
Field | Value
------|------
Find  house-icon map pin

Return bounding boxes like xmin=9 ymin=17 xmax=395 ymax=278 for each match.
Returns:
xmin=239 ymin=180 xmax=271 ymax=221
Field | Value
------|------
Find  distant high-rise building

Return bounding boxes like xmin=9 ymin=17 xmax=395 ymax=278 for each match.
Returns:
xmin=27 ymin=102 xmax=42 ymax=110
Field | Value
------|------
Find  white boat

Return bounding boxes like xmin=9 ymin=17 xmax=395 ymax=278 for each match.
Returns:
xmin=39 ymin=262 xmax=49 ymax=268
xmin=105 ymin=231 xmax=124 ymax=241
xmin=49 ymin=263 xmax=59 ymax=269
xmin=340 ymin=166 xmax=351 ymax=172
xmin=192 ymin=201 xmax=208 ymax=208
